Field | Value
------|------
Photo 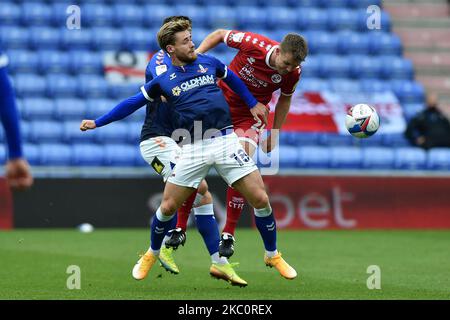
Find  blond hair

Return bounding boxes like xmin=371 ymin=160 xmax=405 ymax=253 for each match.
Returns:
xmin=157 ymin=20 xmax=191 ymax=53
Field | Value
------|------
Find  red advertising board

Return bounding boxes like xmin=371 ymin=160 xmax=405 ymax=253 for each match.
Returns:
xmin=263 ymin=176 xmax=450 ymax=229
xmin=0 ymin=178 xmax=13 ymax=229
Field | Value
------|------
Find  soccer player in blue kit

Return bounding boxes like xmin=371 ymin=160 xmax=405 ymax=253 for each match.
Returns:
xmin=0 ymin=49 xmax=33 ymax=190
xmin=80 ymin=19 xmax=297 ymax=284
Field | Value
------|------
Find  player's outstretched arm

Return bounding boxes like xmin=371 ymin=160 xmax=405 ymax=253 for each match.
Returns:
xmin=196 ymin=29 xmax=229 ymax=54
xmin=79 ymin=91 xmax=148 ymax=131
xmin=222 ymin=69 xmax=268 ymax=125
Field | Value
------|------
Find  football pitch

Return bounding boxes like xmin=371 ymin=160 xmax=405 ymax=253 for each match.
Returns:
xmin=0 ymin=229 xmax=449 ymax=300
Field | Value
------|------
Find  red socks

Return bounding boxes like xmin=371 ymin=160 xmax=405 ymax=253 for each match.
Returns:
xmin=222 ymin=187 xmax=245 ymax=235
xmin=176 ymin=190 xmax=198 ymax=231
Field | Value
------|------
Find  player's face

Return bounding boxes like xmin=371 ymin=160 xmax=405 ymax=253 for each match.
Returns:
xmin=274 ymin=50 xmax=299 ymax=75
xmin=172 ymin=30 xmax=197 ymax=63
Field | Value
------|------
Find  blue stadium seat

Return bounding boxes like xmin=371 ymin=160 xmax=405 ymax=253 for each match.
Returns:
xmin=91 ymin=27 xmax=123 ymax=50
xmin=383 ymin=133 xmax=411 ymax=147
xmin=54 ymin=99 xmax=87 ymax=120
xmin=125 ymin=105 xmax=147 ymax=122
xmin=60 ymin=29 xmax=92 ymax=50
xmin=284 ymin=132 xmax=321 ymax=146
xmin=336 ymin=31 xmax=370 ymax=55
xmin=6 ymin=50 xmax=39 ymax=74
xmin=298 ymin=146 xmax=330 ymax=168
xmin=298 ymin=78 xmax=330 ymax=92
xmin=72 ymin=144 xmax=105 ymax=166
xmin=301 ymin=56 xmax=321 ymax=78
xmin=330 ymin=146 xmax=362 ymax=168
xmin=353 ymin=133 xmax=384 ymax=147
xmin=290 ymin=0 xmax=321 ymax=7
xmin=303 ymin=31 xmax=337 ymax=54
xmin=297 ymin=9 xmax=328 ymax=31
xmin=21 ymin=98 xmax=55 ymax=121
xmin=191 ymin=28 xmax=211 ymax=51
xmin=12 ymin=74 xmax=46 ymax=98
xmin=122 ymin=28 xmax=157 ymax=51
xmin=20 ymin=120 xmax=30 ymax=143
xmin=23 ymin=144 xmax=40 ymax=165
xmin=113 ymin=4 xmax=144 ymax=27
xmin=127 ymin=122 xmax=143 ymax=144
xmin=46 ymin=74 xmax=78 ymax=98
xmin=21 ymin=3 xmax=51 ymax=26
xmin=362 ymin=147 xmax=395 ymax=169
xmin=94 ymin=123 xmax=129 ymax=143
xmin=175 ymin=2 xmax=210 ymax=29
xmin=266 ymin=7 xmax=298 ymax=29
xmin=39 ymin=144 xmax=72 ymax=166
xmin=63 ymin=121 xmax=96 ymax=143
xmin=77 ymin=75 xmax=109 ymax=98
xmin=205 ymin=6 xmax=237 ymax=29
xmin=236 ymin=6 xmax=268 ymax=29
xmin=142 ymin=5 xmax=172 ymax=27
xmin=28 ymin=27 xmax=59 ymax=50
xmin=86 ymin=99 xmax=116 ymax=118
xmin=50 ymin=3 xmax=73 ymax=27
xmin=318 ymin=55 xmax=351 ymax=78
xmin=319 ymin=133 xmax=354 ymax=146
xmin=104 ymin=144 xmax=137 ymax=166
xmin=329 ymin=78 xmax=361 ymax=92
xmin=0 ymin=3 xmax=21 ymax=26
xmin=108 ymin=83 xmax=141 ymax=100
xmin=29 ymin=121 xmax=64 ymax=143
xmin=347 ymin=0 xmax=382 ymax=9
xmin=380 ymin=57 xmax=414 ymax=80
xmin=0 ymin=27 xmax=29 ymax=49
xmin=327 ymin=9 xmax=359 ymax=31
xmin=69 ymin=50 xmax=103 ymax=74
xmin=360 ymin=79 xmax=391 ymax=93
xmin=394 ymin=147 xmax=427 ymax=169
xmin=402 ymin=103 xmax=424 ymax=121
xmin=83 ymin=4 xmax=114 ymax=27
xmin=427 ymin=148 xmax=450 ymax=170
xmin=278 ymin=146 xmax=299 ymax=168
xmin=390 ymin=80 xmax=425 ymax=104
xmin=348 ymin=55 xmax=382 ymax=79
xmin=368 ymin=32 xmax=402 ymax=56
xmin=38 ymin=50 xmax=70 ymax=74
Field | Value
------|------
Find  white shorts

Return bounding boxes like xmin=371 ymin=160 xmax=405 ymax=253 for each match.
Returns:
xmin=168 ymin=132 xmax=258 ymax=189
xmin=140 ymin=136 xmax=181 ymax=182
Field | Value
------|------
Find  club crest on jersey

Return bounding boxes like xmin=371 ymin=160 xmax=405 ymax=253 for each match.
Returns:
xmin=172 ymin=86 xmax=181 ymax=96
xmin=231 ymin=32 xmax=245 ymax=43
xmin=169 ymin=73 xmax=177 ymax=80
xmin=197 ymin=64 xmax=208 ymax=73
xmin=271 ymin=74 xmax=282 ymax=83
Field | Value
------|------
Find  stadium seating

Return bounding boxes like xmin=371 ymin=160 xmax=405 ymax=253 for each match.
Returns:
xmin=0 ymin=0 xmax=444 ymax=172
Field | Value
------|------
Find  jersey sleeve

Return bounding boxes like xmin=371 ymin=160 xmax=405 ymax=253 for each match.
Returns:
xmin=280 ymin=67 xmax=301 ymax=96
xmin=140 ymin=78 xmax=162 ymax=102
xmin=224 ymin=30 xmax=263 ymax=54
xmin=208 ymin=55 xmax=228 ymax=79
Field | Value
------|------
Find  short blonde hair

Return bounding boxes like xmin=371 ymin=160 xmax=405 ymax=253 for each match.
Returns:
xmin=157 ymin=20 xmax=191 ymax=53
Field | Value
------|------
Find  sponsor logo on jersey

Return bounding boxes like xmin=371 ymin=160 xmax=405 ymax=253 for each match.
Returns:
xmin=179 ymin=74 xmax=215 ymax=92
xmin=169 ymin=73 xmax=177 ymax=80
xmin=271 ymin=74 xmax=282 ymax=84
xmin=232 ymin=32 xmax=245 ymax=43
xmin=172 ymin=86 xmax=181 ymax=96
xmin=155 ymin=65 xmax=167 ymax=76
xmin=197 ymin=64 xmax=208 ymax=73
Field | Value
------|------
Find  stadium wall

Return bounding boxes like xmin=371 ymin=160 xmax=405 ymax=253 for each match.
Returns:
xmin=4 ymin=175 xmax=450 ymax=230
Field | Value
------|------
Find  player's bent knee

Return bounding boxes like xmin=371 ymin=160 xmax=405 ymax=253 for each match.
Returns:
xmin=251 ymin=192 xmax=270 ymax=210
xmin=201 ymin=191 xmax=213 ymax=205
xmin=160 ymin=201 xmax=177 ymax=216
xmin=198 ymin=180 xmax=209 ymax=195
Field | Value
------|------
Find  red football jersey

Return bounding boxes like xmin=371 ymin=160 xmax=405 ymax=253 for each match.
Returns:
xmin=219 ymin=30 xmax=301 ymax=125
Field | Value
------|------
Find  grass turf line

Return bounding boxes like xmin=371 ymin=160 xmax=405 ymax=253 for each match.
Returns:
xmin=0 ymin=229 xmax=449 ymax=300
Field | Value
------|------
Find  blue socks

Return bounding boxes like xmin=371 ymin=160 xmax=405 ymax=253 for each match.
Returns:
xmin=254 ymin=207 xmax=277 ymax=252
xmin=194 ymin=204 xmax=220 ymax=256
xmin=150 ymin=207 xmax=175 ymax=253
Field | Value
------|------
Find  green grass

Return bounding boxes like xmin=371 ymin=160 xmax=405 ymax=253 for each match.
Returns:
xmin=0 ymin=229 xmax=449 ymax=300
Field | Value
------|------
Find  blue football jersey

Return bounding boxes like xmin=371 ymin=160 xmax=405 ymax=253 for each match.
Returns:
xmin=141 ymin=54 xmax=233 ymax=138
xmin=140 ymin=49 xmax=176 ymax=141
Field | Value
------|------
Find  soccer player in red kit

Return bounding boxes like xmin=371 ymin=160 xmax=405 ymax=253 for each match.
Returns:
xmin=166 ymin=29 xmax=308 ymax=258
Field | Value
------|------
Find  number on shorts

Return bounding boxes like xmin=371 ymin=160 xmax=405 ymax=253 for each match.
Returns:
xmin=231 ymin=149 xmax=250 ymax=166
